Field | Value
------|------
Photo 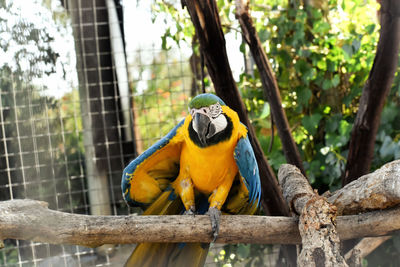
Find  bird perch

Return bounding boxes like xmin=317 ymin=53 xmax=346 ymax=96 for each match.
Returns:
xmin=1 ymin=199 xmax=400 ymax=248
xmin=277 ymin=159 xmax=400 ymax=265
xmin=278 ymin=164 xmax=347 ymax=266
xmin=1 ymin=160 xmax=400 ymax=250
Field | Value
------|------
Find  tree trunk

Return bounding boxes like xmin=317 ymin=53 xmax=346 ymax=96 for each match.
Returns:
xmin=343 ymin=0 xmax=400 ymax=186
xmin=341 ymin=1 xmax=400 ymax=252
xmin=182 ymin=0 xmax=288 ymax=217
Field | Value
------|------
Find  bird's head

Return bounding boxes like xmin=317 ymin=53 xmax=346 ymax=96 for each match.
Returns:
xmin=188 ymin=93 xmax=229 ymax=147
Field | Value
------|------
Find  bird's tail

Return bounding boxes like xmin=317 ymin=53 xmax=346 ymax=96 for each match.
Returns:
xmin=125 ymin=189 xmax=209 ymax=267
xmin=124 ymin=243 xmax=209 ymax=267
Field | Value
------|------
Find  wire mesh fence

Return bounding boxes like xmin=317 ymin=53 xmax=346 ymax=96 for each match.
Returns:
xmin=0 ymin=0 xmax=197 ymax=266
xmin=0 ymin=0 xmax=280 ymax=266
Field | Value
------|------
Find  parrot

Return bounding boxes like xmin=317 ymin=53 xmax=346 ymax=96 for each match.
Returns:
xmin=121 ymin=93 xmax=261 ymax=267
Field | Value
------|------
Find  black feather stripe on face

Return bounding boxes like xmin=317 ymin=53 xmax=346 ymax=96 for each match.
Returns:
xmin=188 ymin=114 xmax=233 ymax=148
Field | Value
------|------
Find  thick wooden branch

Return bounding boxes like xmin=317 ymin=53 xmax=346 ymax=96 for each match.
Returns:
xmin=280 ymin=160 xmax=400 ymax=262
xmin=343 ymin=0 xmax=400 ymax=185
xmin=331 ymin=160 xmax=400 ymax=257
xmin=0 ymin=199 xmax=296 ymax=246
xmin=235 ymin=0 xmax=305 ymax=175
xmin=344 ymin=236 xmax=391 ymax=267
xmin=278 ymin=164 xmax=347 ymax=267
xmin=329 ymin=160 xmax=400 ymax=215
xmin=1 ymin=199 xmax=400 ymax=247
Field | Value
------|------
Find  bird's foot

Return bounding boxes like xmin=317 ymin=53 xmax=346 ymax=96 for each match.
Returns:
xmin=207 ymin=207 xmax=221 ymax=243
xmin=184 ymin=205 xmax=196 ymax=217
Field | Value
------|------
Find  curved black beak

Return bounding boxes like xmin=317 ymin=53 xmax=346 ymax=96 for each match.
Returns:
xmin=192 ymin=113 xmax=211 ymax=146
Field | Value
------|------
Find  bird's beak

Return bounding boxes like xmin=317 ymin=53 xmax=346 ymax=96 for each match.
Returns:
xmin=192 ymin=113 xmax=211 ymax=146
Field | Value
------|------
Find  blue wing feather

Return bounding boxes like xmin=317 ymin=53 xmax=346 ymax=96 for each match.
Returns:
xmin=233 ymin=134 xmax=261 ymax=207
xmin=121 ymin=119 xmax=185 ymax=206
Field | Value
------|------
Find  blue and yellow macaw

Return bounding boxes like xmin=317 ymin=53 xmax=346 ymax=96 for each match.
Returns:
xmin=122 ymin=93 xmax=261 ymax=267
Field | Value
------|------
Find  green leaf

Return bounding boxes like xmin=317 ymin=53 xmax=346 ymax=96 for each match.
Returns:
xmin=322 ymin=79 xmax=332 ymax=90
xmin=314 ymin=21 xmax=330 ymax=34
xmin=395 ymin=143 xmax=400 ymax=159
xmin=342 ymin=44 xmax=353 ymax=58
xmin=317 ymin=59 xmax=327 ymax=70
xmin=365 ymin=24 xmax=376 ymax=34
xmin=331 ymin=75 xmax=340 ymax=87
xmin=297 ymin=87 xmax=312 ymax=106
xmin=339 ymin=120 xmax=352 ymax=136
xmin=239 ymin=42 xmax=245 ymax=53
xmin=295 ymin=59 xmax=308 ymax=73
xmin=259 ymin=102 xmax=270 ymax=119
xmin=302 ymin=114 xmax=323 ymax=135
xmin=352 ymin=39 xmax=361 ymax=53
xmin=300 ymin=49 xmax=311 ymax=57
xmin=237 ymin=244 xmax=251 ymax=259
xmin=381 ymin=102 xmax=398 ymax=125
xmin=326 ymin=60 xmax=337 ymax=72
xmin=302 ymin=68 xmax=316 ymax=85
xmin=326 ymin=114 xmax=341 ymax=132
xmin=258 ymin=29 xmax=270 ymax=43
xmin=278 ymin=49 xmax=292 ymax=65
xmin=379 ymin=136 xmax=396 ymax=158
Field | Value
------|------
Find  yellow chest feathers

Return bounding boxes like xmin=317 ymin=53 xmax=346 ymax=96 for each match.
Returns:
xmin=177 ymin=106 xmax=247 ymax=194
xmin=180 ymin=139 xmax=238 ymax=193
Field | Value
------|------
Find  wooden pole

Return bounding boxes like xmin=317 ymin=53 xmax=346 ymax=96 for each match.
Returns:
xmin=1 ymin=199 xmax=400 ymax=247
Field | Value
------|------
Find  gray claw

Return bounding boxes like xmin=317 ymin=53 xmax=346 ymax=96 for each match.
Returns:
xmin=207 ymin=207 xmax=221 ymax=242
xmin=184 ymin=205 xmax=196 ymax=217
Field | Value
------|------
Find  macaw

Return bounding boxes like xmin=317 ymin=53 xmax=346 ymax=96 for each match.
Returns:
xmin=122 ymin=93 xmax=261 ymax=267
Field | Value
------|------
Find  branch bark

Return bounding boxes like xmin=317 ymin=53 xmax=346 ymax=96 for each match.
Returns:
xmin=183 ymin=0 xmax=289 ymax=216
xmin=279 ymin=160 xmax=400 ymax=262
xmin=344 ymin=236 xmax=391 ymax=267
xmin=343 ymin=0 xmax=400 ymax=185
xmin=329 ymin=160 xmax=400 ymax=215
xmin=278 ymin=164 xmax=347 ymax=267
xmin=235 ymin=0 xmax=305 ymax=176
xmin=1 ymin=199 xmax=400 ymax=248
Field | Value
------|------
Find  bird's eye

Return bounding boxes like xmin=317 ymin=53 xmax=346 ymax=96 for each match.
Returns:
xmin=202 ymin=108 xmax=206 ymax=113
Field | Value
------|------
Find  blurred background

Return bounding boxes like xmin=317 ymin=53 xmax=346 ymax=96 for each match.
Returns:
xmin=1 ymin=0 xmax=399 ymax=266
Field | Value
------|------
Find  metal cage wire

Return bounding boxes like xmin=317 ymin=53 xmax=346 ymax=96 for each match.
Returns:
xmin=0 ymin=0 xmax=192 ymax=266
xmin=0 ymin=0 xmax=280 ymax=266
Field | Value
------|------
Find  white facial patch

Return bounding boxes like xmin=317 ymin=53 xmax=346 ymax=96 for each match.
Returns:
xmin=210 ymin=113 xmax=228 ymax=134
xmin=209 ymin=103 xmax=222 ymax=118
xmin=189 ymin=102 xmax=222 ymax=119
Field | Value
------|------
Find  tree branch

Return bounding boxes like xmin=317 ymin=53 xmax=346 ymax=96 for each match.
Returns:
xmin=344 ymin=236 xmax=391 ymax=267
xmin=278 ymin=164 xmax=347 ymax=267
xmin=1 ymin=199 xmax=400 ymax=248
xmin=235 ymin=0 xmax=306 ymax=176
xmin=280 ymin=160 xmax=400 ymax=261
xmin=329 ymin=160 xmax=400 ymax=215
